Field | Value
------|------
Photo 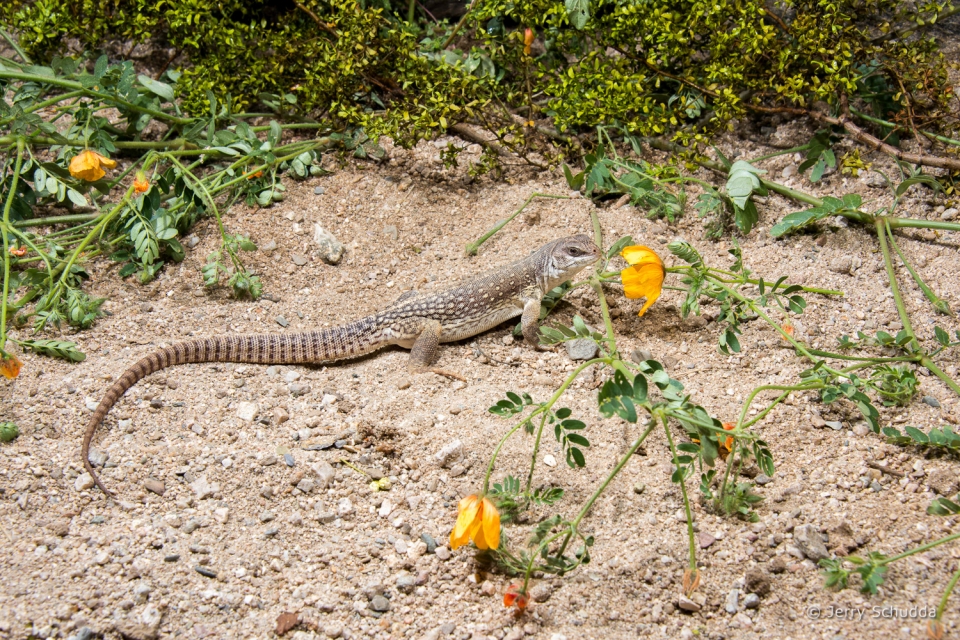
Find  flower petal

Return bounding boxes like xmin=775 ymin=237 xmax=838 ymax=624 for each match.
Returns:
xmin=620 ymin=245 xmax=660 ymax=267
xmin=480 ymin=497 xmax=501 ymax=550
xmin=1 ymin=353 xmax=22 ymax=379
xmin=450 ymin=495 xmax=481 ymax=549
xmin=69 ymin=150 xmax=105 ymax=182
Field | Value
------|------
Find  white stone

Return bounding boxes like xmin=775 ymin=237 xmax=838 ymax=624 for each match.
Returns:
xmin=190 ymin=475 xmax=219 ymax=500
xmin=379 ymin=499 xmax=394 ymax=518
xmin=544 ymin=454 xmax=557 ymax=467
xmin=74 ymin=472 xmax=95 ymax=492
xmin=236 ymin=402 xmax=258 ymax=421
xmin=338 ymin=497 xmax=354 ymax=516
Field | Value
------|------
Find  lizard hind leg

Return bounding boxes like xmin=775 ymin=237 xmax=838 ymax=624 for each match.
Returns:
xmin=407 ymin=320 xmax=466 ymax=382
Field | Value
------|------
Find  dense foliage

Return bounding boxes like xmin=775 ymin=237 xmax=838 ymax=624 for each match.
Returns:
xmin=2 ymin=0 xmax=956 ymax=149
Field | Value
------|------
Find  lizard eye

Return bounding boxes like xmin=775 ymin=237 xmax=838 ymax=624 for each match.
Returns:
xmin=568 ymin=247 xmax=583 ymax=257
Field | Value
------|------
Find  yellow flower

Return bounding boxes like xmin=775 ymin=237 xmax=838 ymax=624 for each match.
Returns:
xmin=449 ymin=494 xmax=500 ymax=550
xmin=133 ymin=171 xmax=150 ymax=193
xmin=620 ymin=245 xmax=665 ymax=316
xmin=1 ymin=352 xmax=22 ymax=379
xmin=69 ymin=150 xmax=117 ymax=182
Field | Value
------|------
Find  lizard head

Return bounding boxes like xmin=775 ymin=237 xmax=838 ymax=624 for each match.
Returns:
xmin=542 ymin=234 xmax=601 ymax=289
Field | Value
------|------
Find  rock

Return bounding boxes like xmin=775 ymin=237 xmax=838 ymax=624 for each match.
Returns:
xmin=313 ymin=224 xmax=344 ymax=265
xmin=396 ymin=574 xmax=418 ymax=593
xmin=480 ymin=580 xmax=496 ymax=596
xmin=114 ymin=619 xmax=159 ymax=640
xmin=677 ymin=595 xmax=701 ymax=612
xmin=88 ymin=448 xmax=108 ymax=467
xmin=926 ymin=468 xmax=959 ymax=496
xmin=743 ymin=593 xmax=760 ymax=609
xmin=323 ymin=624 xmax=343 ymax=639
xmin=769 ymin=556 xmax=788 ymax=573
xmin=697 ymin=531 xmax=716 ymax=549
xmin=312 ymin=461 xmax=336 ymax=489
xmin=793 ymin=524 xmax=829 ymax=561
xmin=744 ymin=568 xmax=771 ymax=597
xmin=296 ymin=478 xmax=316 ymax=493
xmin=383 ymin=225 xmax=399 ymax=241
xmin=434 ymin=439 xmax=463 ymax=468
xmin=74 ymin=473 xmax=95 ymax=492
xmin=260 ymin=455 xmax=278 ymax=466
xmin=824 ymin=420 xmax=843 ymax=431
xmin=922 ymin=396 xmax=941 ymax=409
xmin=724 ymin=589 xmax=739 ymax=614
xmin=337 ymin=497 xmax=354 ymax=516
xmin=755 ymin=474 xmax=773 ymax=485
xmin=236 ymin=402 xmax=258 ymax=422
xmin=291 ymin=254 xmax=308 ymax=267
xmin=314 ymin=186 xmax=325 ymax=195
xmin=144 ymin=479 xmax=166 ymax=496
xmin=732 ymin=613 xmax=753 ymax=628
xmin=781 ymin=165 xmax=797 ymax=179
xmin=421 ymin=533 xmax=438 ymax=553
xmin=190 ymin=476 xmax=219 ymax=500
xmin=395 ymin=539 xmax=409 ymax=554
xmin=275 ymin=316 xmax=289 ymax=327
xmin=370 ymin=595 xmax=390 ymax=612
xmin=530 ymin=582 xmax=554 ymax=603
xmin=544 ymin=454 xmax=557 ymax=467
xmin=633 ymin=482 xmax=645 ymax=495
xmin=566 ymin=338 xmax=598 ymax=361
xmin=630 ymin=348 xmax=653 ymax=364
xmin=829 ymin=257 xmax=853 ymax=275
xmin=942 ymin=207 xmax=958 ymax=221
xmin=182 ymin=518 xmax=201 ymax=534
xmin=435 ymin=546 xmax=451 ymax=561
xmin=260 ymin=511 xmax=276 ymax=523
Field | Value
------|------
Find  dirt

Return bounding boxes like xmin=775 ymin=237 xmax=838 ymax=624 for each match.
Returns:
xmin=1 ymin=125 xmax=959 ymax=640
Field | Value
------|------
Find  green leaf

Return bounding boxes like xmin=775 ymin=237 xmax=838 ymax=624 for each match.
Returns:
xmin=562 ymin=163 xmax=585 ymax=190
xmin=565 ymin=0 xmax=590 ymax=29
xmin=138 ymin=75 xmax=175 ymax=102
xmin=734 ymin=201 xmax=759 ymax=235
xmin=904 ymin=426 xmax=929 ymax=443
xmin=770 ymin=206 xmax=831 ymax=237
xmin=16 ymin=338 xmax=86 ymax=362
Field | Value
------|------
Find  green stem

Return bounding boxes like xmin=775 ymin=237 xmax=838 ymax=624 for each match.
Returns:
xmin=876 ymin=218 xmax=919 ymax=351
xmin=849 ymin=108 xmax=960 ymax=148
xmin=885 ymin=223 xmax=952 ymax=316
xmin=481 ymin=357 xmax=610 ymax=494
xmin=0 ymin=71 xmax=193 ymax=126
xmin=804 ymin=348 xmax=918 ymax=364
xmin=0 ymin=28 xmax=31 ymax=64
xmin=464 ymin=192 xmax=569 ymax=256
xmin=0 ymin=139 xmax=25 ymax=351
xmin=698 ymin=267 xmax=844 ymax=296
xmin=11 ymin=213 xmax=100 ymax=228
xmin=936 ymin=567 xmax=960 ymax=621
xmin=661 ymin=414 xmax=697 ymax=571
xmin=524 ymin=412 xmax=550 ymax=494
xmin=736 ymin=384 xmax=818 ymax=430
xmin=441 ymin=0 xmax=477 ymax=49
xmin=882 ymin=532 xmax=960 ymax=566
xmin=0 ymin=90 xmax=86 ymax=127
xmin=748 ymin=144 xmax=811 ymax=163
xmin=920 ymin=356 xmax=960 ymax=397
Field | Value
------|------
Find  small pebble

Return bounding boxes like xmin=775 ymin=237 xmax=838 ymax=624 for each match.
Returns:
xmin=276 ymin=316 xmax=290 ymax=327
xmin=923 ymin=396 xmax=941 ymax=408
xmin=370 ymin=595 xmax=390 ymax=612
xmin=314 ymin=186 xmax=325 ymax=195
xmin=144 ymin=479 xmax=166 ymax=496
xmin=435 ymin=546 xmax=451 ymax=561
xmin=284 ymin=453 xmax=295 ymax=467
xmin=164 ymin=554 xmax=180 ymax=563
xmin=292 ymin=254 xmax=308 ymax=266
xmin=194 ymin=566 xmax=217 ymax=579
xmin=743 ymin=593 xmax=760 ymax=609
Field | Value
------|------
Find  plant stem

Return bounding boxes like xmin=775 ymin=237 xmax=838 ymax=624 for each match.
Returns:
xmin=884 ymin=223 xmax=952 ymax=315
xmin=849 ymin=108 xmax=960 ymax=148
xmin=883 ymin=532 xmax=960 ymax=565
xmin=876 ymin=218 xmax=919 ymax=351
xmin=11 ymin=213 xmax=101 ymax=228
xmin=441 ymin=0 xmax=477 ymax=49
xmin=749 ymin=144 xmax=811 ymax=163
xmin=524 ymin=412 xmax=550 ymax=494
xmin=661 ymin=414 xmax=698 ymax=572
xmin=481 ymin=357 xmax=610 ymax=494
xmin=936 ymin=567 xmax=960 ymax=621
xmin=464 ymin=192 xmax=569 ymax=256
xmin=0 ymin=28 xmax=31 ymax=64
xmin=0 ymin=139 xmax=24 ymax=351
xmin=919 ymin=356 xmax=960 ymax=397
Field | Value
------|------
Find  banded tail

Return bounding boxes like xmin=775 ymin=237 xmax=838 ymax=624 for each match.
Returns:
xmin=82 ymin=317 xmax=382 ymax=495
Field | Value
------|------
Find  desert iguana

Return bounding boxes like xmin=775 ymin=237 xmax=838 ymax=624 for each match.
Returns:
xmin=82 ymin=234 xmax=601 ymax=494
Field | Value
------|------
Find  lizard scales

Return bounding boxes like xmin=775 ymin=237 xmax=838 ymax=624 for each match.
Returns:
xmin=82 ymin=234 xmax=600 ymax=494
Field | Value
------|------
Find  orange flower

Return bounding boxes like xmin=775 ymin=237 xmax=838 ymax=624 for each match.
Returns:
xmin=246 ymin=170 xmax=264 ymax=180
xmin=621 ymin=245 xmax=665 ymax=317
xmin=133 ymin=171 xmax=150 ymax=193
xmin=720 ymin=422 xmax=736 ymax=453
xmin=9 ymin=246 xmax=27 ymax=257
xmin=68 ymin=150 xmax=117 ymax=182
xmin=523 ymin=28 xmax=534 ymax=55
xmin=449 ymin=494 xmax=500 ymax=550
xmin=1 ymin=352 xmax=22 ymax=379
xmin=781 ymin=323 xmax=795 ymax=341
xmin=503 ymin=583 xmax=529 ymax=610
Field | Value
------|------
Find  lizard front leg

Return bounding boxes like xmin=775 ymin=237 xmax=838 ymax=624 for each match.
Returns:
xmin=521 ymin=298 xmax=544 ymax=349
xmin=408 ymin=319 xmax=466 ymax=381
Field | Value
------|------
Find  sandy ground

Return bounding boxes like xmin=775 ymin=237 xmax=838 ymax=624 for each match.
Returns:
xmin=1 ymin=122 xmax=959 ymax=640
